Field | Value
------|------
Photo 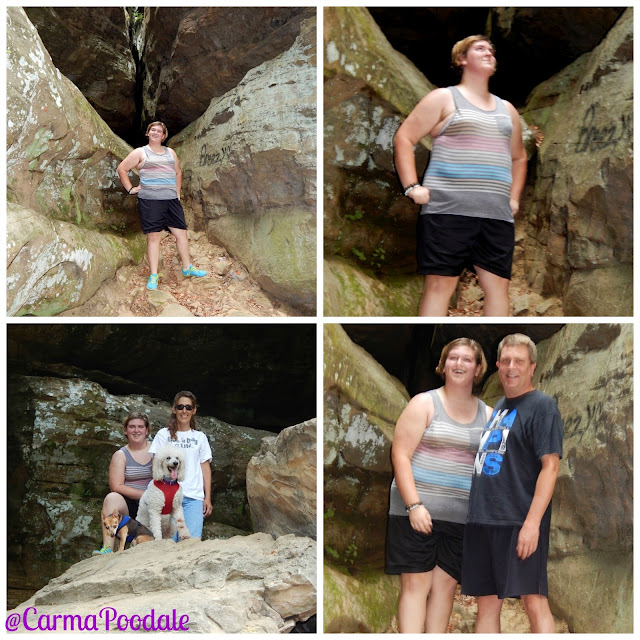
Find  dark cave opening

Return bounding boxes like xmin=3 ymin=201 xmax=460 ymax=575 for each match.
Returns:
xmin=8 ymin=325 xmax=316 ymax=432
xmin=368 ymin=7 xmax=624 ymax=108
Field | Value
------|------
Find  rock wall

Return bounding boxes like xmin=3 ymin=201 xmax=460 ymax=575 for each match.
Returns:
xmin=536 ymin=324 xmax=632 ymax=632
xmin=324 ymin=7 xmax=432 ymax=281
xmin=247 ymin=420 xmax=317 ymax=539
xmin=519 ymin=8 xmax=633 ymax=315
xmin=6 ymin=8 xmax=144 ymax=316
xmin=7 ymin=376 xmax=275 ymax=608
xmin=323 ymin=324 xmax=409 ymax=569
xmin=322 ymin=323 xmax=632 ymax=632
xmin=170 ymin=16 xmax=317 ymax=310
xmin=7 ymin=203 xmax=144 ymax=317
xmin=141 ymin=7 xmax=314 ymax=137
xmin=9 ymin=535 xmax=316 ymax=633
xmin=7 ymin=8 xmax=137 ymax=231
xmin=23 ymin=7 xmax=136 ymax=139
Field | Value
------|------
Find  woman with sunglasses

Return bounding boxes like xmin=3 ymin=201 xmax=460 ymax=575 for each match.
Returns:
xmin=149 ymin=391 xmax=213 ymax=539
xmin=92 ymin=411 xmax=153 ymax=555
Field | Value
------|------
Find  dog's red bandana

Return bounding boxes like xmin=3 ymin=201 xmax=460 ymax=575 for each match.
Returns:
xmin=154 ymin=480 xmax=180 ymax=515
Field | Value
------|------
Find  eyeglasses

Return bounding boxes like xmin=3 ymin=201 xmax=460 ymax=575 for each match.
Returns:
xmin=175 ymin=404 xmax=194 ymax=411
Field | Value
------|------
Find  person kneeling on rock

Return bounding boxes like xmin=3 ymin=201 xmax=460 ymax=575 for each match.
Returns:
xmin=117 ymin=121 xmax=207 ymax=291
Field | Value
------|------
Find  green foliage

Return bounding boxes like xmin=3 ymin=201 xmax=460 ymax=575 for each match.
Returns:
xmin=344 ymin=542 xmax=358 ymax=565
xmin=324 ymin=507 xmax=335 ymax=519
xmin=344 ymin=209 xmax=364 ymax=222
xmin=325 ymin=545 xmax=340 ymax=561
xmin=351 ymin=248 xmax=366 ymax=262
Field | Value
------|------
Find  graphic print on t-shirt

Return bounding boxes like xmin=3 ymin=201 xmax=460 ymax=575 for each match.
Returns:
xmin=473 ymin=408 xmax=517 ymax=476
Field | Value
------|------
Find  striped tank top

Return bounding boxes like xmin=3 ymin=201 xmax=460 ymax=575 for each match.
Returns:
xmin=421 ymin=86 xmax=513 ymax=223
xmin=121 ymin=446 xmax=152 ymax=491
xmin=388 ymin=389 xmax=486 ymax=524
xmin=138 ymin=146 xmax=178 ymax=200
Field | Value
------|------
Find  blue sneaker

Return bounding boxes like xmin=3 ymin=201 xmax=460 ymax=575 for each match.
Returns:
xmin=182 ymin=264 xmax=206 ymax=278
xmin=147 ymin=274 xmax=159 ymax=290
xmin=91 ymin=546 xmax=112 ymax=556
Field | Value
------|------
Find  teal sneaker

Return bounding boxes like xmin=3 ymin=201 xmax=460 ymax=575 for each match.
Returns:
xmin=91 ymin=546 xmax=112 ymax=556
xmin=182 ymin=264 xmax=206 ymax=277
xmin=147 ymin=274 xmax=159 ymax=290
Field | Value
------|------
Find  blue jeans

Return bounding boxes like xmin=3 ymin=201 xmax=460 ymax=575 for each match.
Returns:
xmin=173 ymin=497 xmax=203 ymax=540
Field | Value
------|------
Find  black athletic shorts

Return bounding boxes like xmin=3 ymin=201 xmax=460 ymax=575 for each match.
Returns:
xmin=120 ymin=494 xmax=140 ymax=520
xmin=417 ymin=213 xmax=514 ymax=280
xmin=385 ymin=515 xmax=465 ymax=582
xmin=137 ymin=198 xmax=187 ymax=234
xmin=461 ymin=523 xmax=550 ymax=599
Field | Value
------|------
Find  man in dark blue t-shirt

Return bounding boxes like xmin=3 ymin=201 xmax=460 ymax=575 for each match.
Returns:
xmin=462 ymin=333 xmax=563 ymax=633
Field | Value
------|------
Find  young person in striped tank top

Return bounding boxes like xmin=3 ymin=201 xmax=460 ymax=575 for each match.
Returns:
xmin=117 ymin=121 xmax=207 ymax=290
xmin=92 ymin=412 xmax=153 ymax=555
xmin=386 ymin=338 xmax=493 ymax=632
xmin=394 ymin=36 xmax=527 ymax=317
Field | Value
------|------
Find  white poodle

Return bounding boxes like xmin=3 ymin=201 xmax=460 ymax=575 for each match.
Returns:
xmin=136 ymin=445 xmax=191 ymax=541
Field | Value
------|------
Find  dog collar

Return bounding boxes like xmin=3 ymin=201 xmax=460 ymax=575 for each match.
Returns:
xmin=161 ymin=476 xmax=178 ymax=485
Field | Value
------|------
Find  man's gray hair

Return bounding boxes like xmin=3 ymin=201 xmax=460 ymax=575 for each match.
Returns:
xmin=497 ymin=333 xmax=537 ymax=363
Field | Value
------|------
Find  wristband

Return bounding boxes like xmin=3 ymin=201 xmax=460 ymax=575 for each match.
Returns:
xmin=403 ymin=183 xmax=420 ymax=197
xmin=405 ymin=501 xmax=423 ymax=512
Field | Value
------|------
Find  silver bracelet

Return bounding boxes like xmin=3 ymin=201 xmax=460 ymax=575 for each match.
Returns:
xmin=403 ymin=183 xmax=420 ymax=197
xmin=406 ymin=501 xmax=423 ymax=512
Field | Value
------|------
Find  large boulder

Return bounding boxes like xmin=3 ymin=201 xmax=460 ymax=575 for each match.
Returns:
xmin=247 ymin=420 xmax=317 ymax=539
xmin=140 ymin=7 xmax=314 ymax=137
xmin=324 ymin=7 xmax=432 ymax=275
xmin=9 ymin=534 xmax=316 ymax=633
xmin=23 ymin=7 xmax=136 ymax=139
xmin=7 ymin=8 xmax=138 ymax=232
xmin=519 ymin=9 xmax=632 ymax=315
xmin=170 ymin=16 xmax=316 ymax=311
xmin=323 ymin=324 xmax=409 ymax=569
xmin=6 ymin=203 xmax=145 ymax=316
xmin=534 ymin=324 xmax=632 ymax=632
xmin=7 ymin=375 xmax=274 ymax=608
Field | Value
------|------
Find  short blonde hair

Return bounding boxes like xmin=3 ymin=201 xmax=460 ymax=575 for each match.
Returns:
xmin=145 ymin=121 xmax=168 ymax=141
xmin=435 ymin=337 xmax=488 ymax=384
xmin=451 ymin=35 xmax=495 ymax=75
xmin=497 ymin=334 xmax=537 ymax=363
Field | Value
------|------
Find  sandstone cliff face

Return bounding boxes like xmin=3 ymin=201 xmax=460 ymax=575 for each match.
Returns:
xmin=324 ymin=7 xmax=432 ymax=280
xmin=323 ymin=324 xmax=409 ymax=570
xmin=519 ymin=8 xmax=632 ymax=315
xmin=140 ymin=7 xmax=314 ymax=137
xmin=170 ymin=16 xmax=317 ymax=310
xmin=323 ymin=324 xmax=631 ymax=632
xmin=23 ymin=7 xmax=136 ymax=139
xmin=7 ymin=8 xmax=136 ymax=231
xmin=6 ymin=8 xmax=143 ymax=316
xmin=536 ymin=324 xmax=632 ymax=632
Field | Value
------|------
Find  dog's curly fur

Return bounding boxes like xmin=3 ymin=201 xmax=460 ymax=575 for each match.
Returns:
xmin=136 ymin=445 xmax=190 ymax=541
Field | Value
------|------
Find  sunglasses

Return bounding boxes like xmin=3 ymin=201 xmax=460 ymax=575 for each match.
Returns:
xmin=175 ymin=404 xmax=194 ymax=411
